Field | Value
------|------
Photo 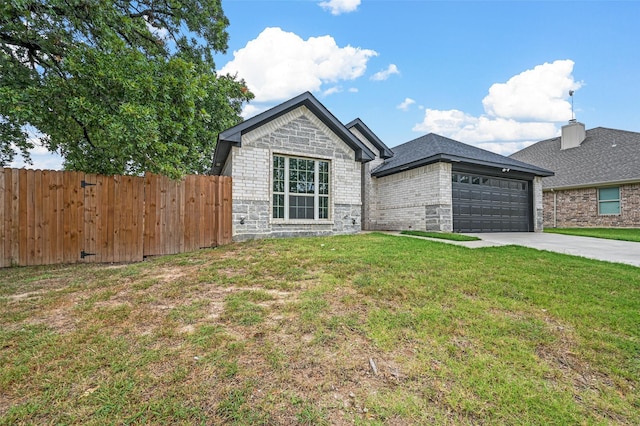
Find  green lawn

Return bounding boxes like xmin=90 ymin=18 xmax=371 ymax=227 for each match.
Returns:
xmin=545 ymin=227 xmax=640 ymax=242
xmin=400 ymin=230 xmax=481 ymax=241
xmin=1 ymin=233 xmax=639 ymax=425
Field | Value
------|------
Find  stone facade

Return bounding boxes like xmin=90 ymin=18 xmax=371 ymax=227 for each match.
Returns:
xmin=223 ymin=106 xmax=362 ymax=241
xmin=533 ymin=176 xmax=544 ymax=232
xmin=543 ymin=183 xmax=640 ymax=228
xmin=220 ymin=94 xmax=549 ymax=239
xmin=369 ymin=162 xmax=453 ymax=232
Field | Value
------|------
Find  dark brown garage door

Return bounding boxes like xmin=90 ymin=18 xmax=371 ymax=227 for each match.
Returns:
xmin=452 ymin=173 xmax=531 ymax=232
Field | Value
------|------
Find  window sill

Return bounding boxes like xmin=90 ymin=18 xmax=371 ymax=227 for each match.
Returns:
xmin=271 ymin=219 xmax=334 ymax=225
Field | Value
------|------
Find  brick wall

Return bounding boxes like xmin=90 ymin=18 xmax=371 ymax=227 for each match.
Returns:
xmin=543 ymin=183 xmax=640 ymax=228
xmin=372 ymin=162 xmax=452 ymax=231
xmin=349 ymin=127 xmax=384 ymax=231
xmin=229 ymin=106 xmax=362 ymax=241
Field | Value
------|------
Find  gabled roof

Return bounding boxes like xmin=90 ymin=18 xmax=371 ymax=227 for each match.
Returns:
xmin=510 ymin=127 xmax=640 ymax=189
xmin=345 ymin=118 xmax=394 ymax=159
xmin=211 ymin=92 xmax=375 ymax=175
xmin=372 ymin=133 xmax=553 ymax=178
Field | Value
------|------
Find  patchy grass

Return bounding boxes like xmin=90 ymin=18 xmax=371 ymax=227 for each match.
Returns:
xmin=545 ymin=227 xmax=640 ymax=242
xmin=400 ymin=230 xmax=481 ymax=241
xmin=1 ymin=233 xmax=639 ymax=425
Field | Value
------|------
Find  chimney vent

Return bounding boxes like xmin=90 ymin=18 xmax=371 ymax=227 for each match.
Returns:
xmin=561 ymin=121 xmax=586 ymax=150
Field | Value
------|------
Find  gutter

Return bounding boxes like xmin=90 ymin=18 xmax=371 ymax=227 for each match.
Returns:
xmin=543 ymin=178 xmax=640 ymax=192
xmin=372 ymin=154 xmax=553 ymax=178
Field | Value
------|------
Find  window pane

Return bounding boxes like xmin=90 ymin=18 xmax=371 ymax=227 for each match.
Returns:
xmin=319 ymin=161 xmax=329 ymax=195
xmin=319 ymin=196 xmax=329 ymax=219
xmin=599 ymin=187 xmax=619 ymax=201
xmin=289 ymin=195 xmax=314 ymax=219
xmin=599 ymin=201 xmax=620 ymax=215
xmin=289 ymin=158 xmax=315 ymax=194
xmin=273 ymin=194 xmax=284 ymax=218
xmin=460 ymin=175 xmax=470 ymax=184
xmin=273 ymin=156 xmax=285 ymax=193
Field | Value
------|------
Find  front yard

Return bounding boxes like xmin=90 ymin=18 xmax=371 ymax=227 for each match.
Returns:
xmin=545 ymin=227 xmax=640 ymax=242
xmin=1 ymin=233 xmax=639 ymax=425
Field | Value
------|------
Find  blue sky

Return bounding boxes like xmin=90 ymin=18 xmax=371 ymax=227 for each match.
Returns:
xmin=15 ymin=0 xmax=640 ymax=169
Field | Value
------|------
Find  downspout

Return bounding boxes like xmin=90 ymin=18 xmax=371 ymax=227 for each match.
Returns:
xmin=552 ymin=189 xmax=557 ymax=228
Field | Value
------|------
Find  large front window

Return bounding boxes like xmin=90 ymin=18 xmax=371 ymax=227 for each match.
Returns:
xmin=273 ymin=155 xmax=330 ymax=220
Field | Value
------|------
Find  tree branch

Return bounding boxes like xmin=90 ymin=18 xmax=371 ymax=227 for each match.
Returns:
xmin=70 ymin=115 xmax=96 ymax=149
xmin=0 ymin=32 xmax=44 ymax=53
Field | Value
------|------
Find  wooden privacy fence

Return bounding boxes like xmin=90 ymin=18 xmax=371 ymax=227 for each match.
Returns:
xmin=0 ymin=168 xmax=232 ymax=267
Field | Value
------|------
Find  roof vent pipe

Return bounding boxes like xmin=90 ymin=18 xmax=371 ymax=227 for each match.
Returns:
xmin=560 ymin=120 xmax=586 ymax=150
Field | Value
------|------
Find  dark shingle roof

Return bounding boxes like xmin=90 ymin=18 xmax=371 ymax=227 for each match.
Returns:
xmin=345 ymin=118 xmax=394 ymax=159
xmin=372 ymin=133 xmax=553 ymax=177
xmin=510 ymin=127 xmax=640 ymax=189
xmin=211 ymin=92 xmax=375 ymax=175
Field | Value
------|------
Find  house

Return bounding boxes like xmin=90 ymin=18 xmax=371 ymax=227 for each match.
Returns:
xmin=510 ymin=121 xmax=640 ymax=228
xmin=212 ymin=92 xmax=553 ymax=241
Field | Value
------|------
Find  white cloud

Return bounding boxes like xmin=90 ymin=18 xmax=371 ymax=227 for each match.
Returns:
xmin=397 ymin=98 xmax=416 ymax=111
xmin=371 ymin=64 xmax=399 ymax=81
xmin=413 ymin=109 xmax=558 ymax=143
xmin=318 ymin=0 xmax=361 ymax=15
xmin=348 ymin=87 xmax=359 ymax=93
xmin=323 ymin=86 xmax=342 ymax=96
xmin=483 ymin=59 xmax=582 ymax=121
xmin=10 ymin=140 xmax=63 ymax=170
xmin=11 ymin=151 xmax=64 ymax=170
xmin=8 ymin=128 xmax=64 ymax=170
xmin=413 ymin=59 xmax=582 ymax=154
xmin=240 ymin=104 xmax=268 ymax=119
xmin=219 ymin=27 xmax=377 ymax=103
xmin=145 ymin=20 xmax=169 ymax=40
xmin=476 ymin=141 xmax=536 ymax=156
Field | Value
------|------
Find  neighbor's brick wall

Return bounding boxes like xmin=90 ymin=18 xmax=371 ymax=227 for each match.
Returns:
xmin=543 ymin=183 xmax=640 ymax=228
xmin=230 ymin=106 xmax=362 ymax=240
xmin=372 ymin=162 xmax=452 ymax=231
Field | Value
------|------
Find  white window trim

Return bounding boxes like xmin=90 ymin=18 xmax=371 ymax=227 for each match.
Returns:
xmin=597 ymin=186 xmax=621 ymax=215
xmin=271 ymin=153 xmax=333 ymax=224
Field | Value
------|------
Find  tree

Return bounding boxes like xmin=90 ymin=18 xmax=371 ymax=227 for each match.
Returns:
xmin=0 ymin=0 xmax=252 ymax=177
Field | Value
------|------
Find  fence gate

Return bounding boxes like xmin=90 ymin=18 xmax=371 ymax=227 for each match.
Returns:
xmin=82 ymin=174 xmax=145 ymax=263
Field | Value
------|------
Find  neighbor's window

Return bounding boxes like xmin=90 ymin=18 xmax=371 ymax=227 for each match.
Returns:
xmin=273 ymin=155 xmax=330 ymax=220
xmin=598 ymin=187 xmax=620 ymax=215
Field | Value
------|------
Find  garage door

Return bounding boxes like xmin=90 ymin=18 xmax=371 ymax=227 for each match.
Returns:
xmin=452 ymin=173 xmax=531 ymax=232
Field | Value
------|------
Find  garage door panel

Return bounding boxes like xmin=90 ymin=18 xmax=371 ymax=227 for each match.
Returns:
xmin=452 ymin=172 xmax=530 ymax=233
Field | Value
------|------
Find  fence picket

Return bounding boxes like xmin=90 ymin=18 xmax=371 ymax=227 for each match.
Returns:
xmin=41 ymin=170 xmax=51 ymax=266
xmin=0 ymin=170 xmax=6 ymax=267
xmin=1 ymin=169 xmax=232 ymax=266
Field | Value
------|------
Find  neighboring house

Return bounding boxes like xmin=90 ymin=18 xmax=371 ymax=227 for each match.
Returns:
xmin=212 ymin=92 xmax=552 ymax=241
xmin=511 ymin=121 xmax=640 ymax=228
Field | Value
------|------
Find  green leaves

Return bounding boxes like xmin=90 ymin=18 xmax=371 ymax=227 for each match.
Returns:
xmin=0 ymin=0 xmax=253 ymax=177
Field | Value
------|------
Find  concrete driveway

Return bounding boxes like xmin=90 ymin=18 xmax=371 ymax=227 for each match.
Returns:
xmin=464 ymin=232 xmax=640 ymax=268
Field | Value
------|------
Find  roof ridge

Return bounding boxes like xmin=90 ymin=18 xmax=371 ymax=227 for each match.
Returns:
xmin=588 ymin=126 xmax=640 ymax=136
